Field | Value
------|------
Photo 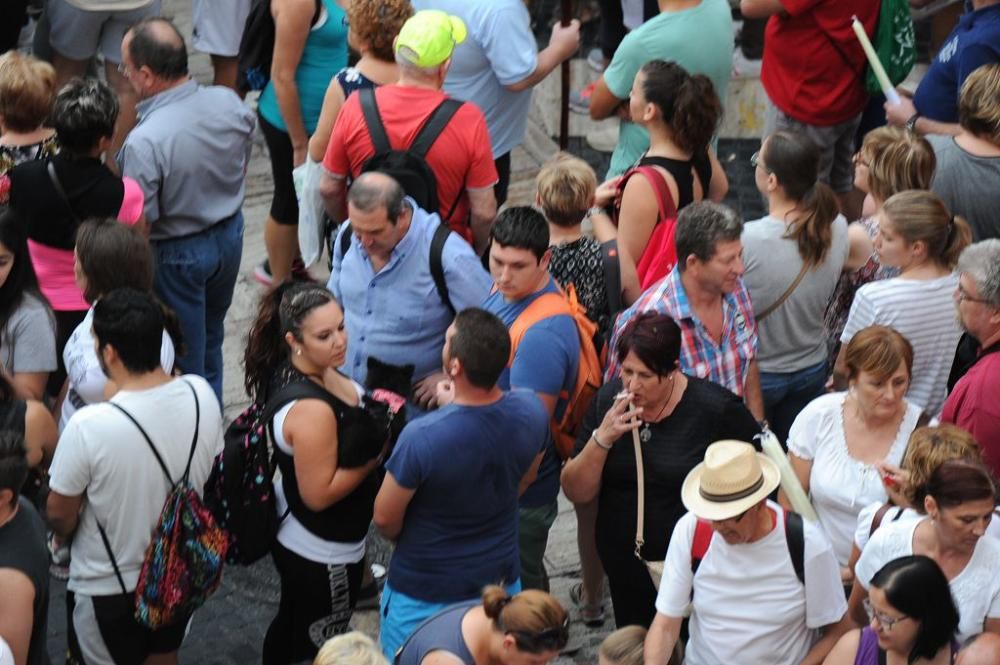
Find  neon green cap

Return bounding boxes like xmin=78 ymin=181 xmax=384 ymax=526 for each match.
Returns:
xmin=394 ymin=10 xmax=467 ymax=68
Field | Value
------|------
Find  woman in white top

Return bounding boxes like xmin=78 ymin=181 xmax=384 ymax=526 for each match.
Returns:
xmin=850 ymin=460 xmax=1000 ymax=644
xmin=742 ymin=130 xmax=849 ymax=444
xmin=60 ymin=219 xmax=175 ymax=430
xmin=835 ymin=191 xmax=971 ymax=415
xmin=788 ymin=326 xmax=921 ymax=578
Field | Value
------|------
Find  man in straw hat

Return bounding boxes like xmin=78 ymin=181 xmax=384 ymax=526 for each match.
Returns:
xmin=644 ymin=440 xmax=850 ymax=665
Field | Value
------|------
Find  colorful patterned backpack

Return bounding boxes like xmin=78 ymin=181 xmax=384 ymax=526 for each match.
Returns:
xmin=96 ymin=380 xmax=228 ymax=629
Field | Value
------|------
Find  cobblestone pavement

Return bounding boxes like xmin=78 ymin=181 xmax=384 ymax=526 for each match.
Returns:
xmin=43 ymin=1 xmax=764 ymax=662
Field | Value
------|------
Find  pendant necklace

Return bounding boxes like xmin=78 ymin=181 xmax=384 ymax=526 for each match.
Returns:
xmin=639 ymin=374 xmax=675 ymax=443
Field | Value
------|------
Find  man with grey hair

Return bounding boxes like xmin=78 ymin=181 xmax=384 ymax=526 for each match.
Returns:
xmin=604 ymin=201 xmax=764 ymax=420
xmin=942 ymin=239 xmax=1000 ymax=476
xmin=327 ymin=171 xmax=491 ymax=410
xmin=320 ymin=10 xmax=498 ymax=253
xmin=117 ymin=17 xmax=255 ymax=403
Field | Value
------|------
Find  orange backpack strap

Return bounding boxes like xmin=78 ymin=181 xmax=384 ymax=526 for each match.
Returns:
xmin=508 ymin=292 xmax=572 ymax=362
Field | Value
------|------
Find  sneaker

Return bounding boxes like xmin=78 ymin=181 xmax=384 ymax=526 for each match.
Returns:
xmin=253 ymin=260 xmax=273 ymax=286
xmin=586 ymin=48 xmax=608 ymax=73
xmin=569 ymin=581 xmax=605 ymax=627
xmin=569 ymin=81 xmax=598 ymax=115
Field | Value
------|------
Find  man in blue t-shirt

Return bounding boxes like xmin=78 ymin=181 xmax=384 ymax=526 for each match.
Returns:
xmin=482 ymin=207 xmax=580 ymax=592
xmin=373 ymin=308 xmax=548 ymax=659
xmin=887 ymin=0 xmax=1000 ymax=136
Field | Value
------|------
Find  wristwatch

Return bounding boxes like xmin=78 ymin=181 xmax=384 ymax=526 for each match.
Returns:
xmin=905 ymin=112 xmax=921 ymax=133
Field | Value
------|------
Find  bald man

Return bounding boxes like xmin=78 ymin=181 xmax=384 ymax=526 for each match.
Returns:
xmin=117 ymin=17 xmax=256 ymax=403
xmin=957 ymin=633 xmax=1000 ymax=665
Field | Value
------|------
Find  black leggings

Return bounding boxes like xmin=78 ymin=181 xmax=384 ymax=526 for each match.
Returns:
xmin=597 ymin=532 xmax=660 ymax=629
xmin=262 ymin=543 xmax=365 ymax=665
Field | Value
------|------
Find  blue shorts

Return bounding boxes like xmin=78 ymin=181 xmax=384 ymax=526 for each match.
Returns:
xmin=379 ymin=578 xmax=521 ymax=661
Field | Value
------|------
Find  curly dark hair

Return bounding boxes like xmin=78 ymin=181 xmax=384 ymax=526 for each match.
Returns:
xmin=348 ymin=0 xmax=413 ymax=62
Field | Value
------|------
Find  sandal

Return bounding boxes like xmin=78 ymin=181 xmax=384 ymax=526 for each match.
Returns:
xmin=569 ymin=581 xmax=606 ymax=627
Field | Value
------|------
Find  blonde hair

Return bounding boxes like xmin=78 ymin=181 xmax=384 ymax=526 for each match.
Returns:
xmin=0 ymin=51 xmax=56 ymax=133
xmin=860 ymin=126 xmax=935 ymax=205
xmin=881 ymin=190 xmax=972 ymax=269
xmin=599 ymin=626 xmax=647 ymax=665
xmin=959 ymin=63 xmax=1000 ymax=145
xmin=482 ymin=585 xmax=568 ymax=653
xmin=536 ymin=152 xmax=597 ymax=228
xmin=844 ymin=325 xmax=913 ymax=383
xmin=313 ymin=632 xmax=388 ymax=665
xmin=902 ymin=425 xmax=982 ymax=511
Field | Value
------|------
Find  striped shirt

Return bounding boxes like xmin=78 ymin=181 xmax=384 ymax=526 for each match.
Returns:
xmin=604 ymin=266 xmax=758 ymax=396
xmin=840 ymin=274 xmax=961 ymax=416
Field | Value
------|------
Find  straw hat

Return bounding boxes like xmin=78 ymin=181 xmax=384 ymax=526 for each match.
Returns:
xmin=681 ymin=440 xmax=781 ymax=521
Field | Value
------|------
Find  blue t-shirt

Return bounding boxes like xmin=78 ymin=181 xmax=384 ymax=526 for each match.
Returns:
xmin=913 ymin=3 xmax=1000 ymax=123
xmin=385 ymin=391 xmax=548 ymax=603
xmin=482 ymin=277 xmax=580 ymax=508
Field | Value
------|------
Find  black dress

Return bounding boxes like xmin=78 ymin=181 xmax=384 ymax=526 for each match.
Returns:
xmin=572 ymin=377 xmax=761 ymax=628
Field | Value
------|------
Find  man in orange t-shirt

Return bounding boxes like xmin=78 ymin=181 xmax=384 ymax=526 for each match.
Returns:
xmin=320 ymin=11 xmax=498 ymax=252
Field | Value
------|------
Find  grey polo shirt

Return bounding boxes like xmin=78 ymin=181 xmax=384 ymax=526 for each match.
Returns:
xmin=118 ymin=79 xmax=256 ymax=240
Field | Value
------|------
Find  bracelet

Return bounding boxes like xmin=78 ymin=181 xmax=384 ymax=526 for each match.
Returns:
xmin=587 ymin=206 xmax=609 ymax=219
xmin=592 ymin=429 xmax=612 ymax=451
xmin=905 ymin=112 xmax=921 ymax=133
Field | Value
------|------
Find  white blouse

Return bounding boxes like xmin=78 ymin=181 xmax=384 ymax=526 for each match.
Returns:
xmin=788 ymin=392 xmax=920 ymax=565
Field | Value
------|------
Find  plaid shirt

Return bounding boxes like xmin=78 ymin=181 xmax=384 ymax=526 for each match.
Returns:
xmin=604 ymin=267 xmax=758 ymax=395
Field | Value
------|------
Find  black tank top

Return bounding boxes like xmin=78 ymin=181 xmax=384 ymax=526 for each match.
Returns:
xmin=0 ymin=498 xmax=50 ymax=665
xmin=638 ymin=150 xmax=712 ymax=209
xmin=270 ymin=367 xmax=376 ymax=543
xmin=395 ymin=602 xmax=477 ymax=665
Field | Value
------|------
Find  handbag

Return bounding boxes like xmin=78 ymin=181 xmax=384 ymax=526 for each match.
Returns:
xmin=294 ymin=155 xmax=326 ymax=268
xmin=631 ymin=405 xmax=664 ymax=587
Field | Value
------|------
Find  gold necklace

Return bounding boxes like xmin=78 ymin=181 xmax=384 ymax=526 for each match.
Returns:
xmin=639 ymin=374 xmax=676 ymax=443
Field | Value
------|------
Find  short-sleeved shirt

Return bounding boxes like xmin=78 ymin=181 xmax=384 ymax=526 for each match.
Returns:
xmin=941 ymin=347 xmax=1000 ymax=478
xmin=385 ymin=390 xmax=547 ymax=603
xmin=761 ymin=0 xmax=877 ymax=127
xmin=327 ymin=198 xmax=492 ymax=386
xmin=742 ymin=214 xmax=849 ymax=373
xmin=605 ymin=266 xmax=758 ymax=397
xmin=257 ymin=0 xmax=348 ymax=134
xmin=322 ymin=85 xmax=498 ymax=243
xmin=549 ymin=236 xmax=612 ymax=339
xmin=787 ymin=392 xmax=920 ymax=565
xmin=913 ymin=4 xmax=1000 ymax=124
xmin=602 ymin=0 xmax=733 ymax=177
xmin=856 ymin=517 xmax=1000 ymax=644
xmin=412 ymin=0 xmax=537 ymax=159
xmin=48 ymin=376 xmax=223 ymax=595
xmin=655 ymin=502 xmax=847 ymax=665
xmin=840 ymin=274 xmax=961 ymax=416
xmin=482 ymin=277 xmax=580 ymax=508
xmin=928 ymin=135 xmax=1000 ymax=242
xmin=0 ymin=293 xmax=57 ymax=375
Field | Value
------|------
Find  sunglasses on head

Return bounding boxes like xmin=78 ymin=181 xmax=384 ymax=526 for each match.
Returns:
xmin=507 ymin=615 xmax=570 ymax=652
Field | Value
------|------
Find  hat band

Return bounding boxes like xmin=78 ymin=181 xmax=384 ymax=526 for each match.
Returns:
xmin=699 ymin=473 xmax=765 ymax=503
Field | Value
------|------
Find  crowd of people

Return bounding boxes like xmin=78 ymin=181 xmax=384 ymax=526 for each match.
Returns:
xmin=0 ymin=0 xmax=999 ymax=664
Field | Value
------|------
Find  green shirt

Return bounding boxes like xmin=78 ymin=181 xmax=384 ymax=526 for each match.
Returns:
xmin=602 ymin=0 xmax=733 ymax=178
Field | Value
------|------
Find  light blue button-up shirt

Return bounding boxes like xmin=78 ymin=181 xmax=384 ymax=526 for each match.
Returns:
xmin=327 ymin=198 xmax=492 ymax=386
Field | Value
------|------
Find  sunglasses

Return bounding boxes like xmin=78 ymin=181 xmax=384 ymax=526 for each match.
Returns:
xmin=507 ymin=615 xmax=570 ymax=652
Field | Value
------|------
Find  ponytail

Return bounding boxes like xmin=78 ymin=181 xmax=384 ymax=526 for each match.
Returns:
xmin=763 ymin=131 xmax=838 ymax=266
xmin=881 ymin=191 xmax=972 ymax=269
xmin=640 ymin=60 xmax=720 ymax=154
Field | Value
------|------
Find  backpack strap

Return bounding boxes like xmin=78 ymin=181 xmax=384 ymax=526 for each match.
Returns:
xmin=784 ymin=509 xmax=806 ymax=586
xmin=359 ymin=88 xmax=392 ymax=155
xmin=508 ymin=292 xmax=572 ymax=353
xmin=409 ymin=98 xmax=464 ymax=158
xmin=338 ymin=222 xmax=353 ymax=259
xmin=690 ymin=518 xmax=714 ymax=575
xmin=600 ymin=239 xmax=623 ymax=316
xmin=869 ymin=503 xmax=893 ymax=538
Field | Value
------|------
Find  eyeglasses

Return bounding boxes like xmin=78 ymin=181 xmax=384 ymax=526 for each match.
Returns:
xmin=750 ymin=151 xmax=771 ymax=173
xmin=116 ymin=62 xmax=128 ymax=76
xmin=863 ymin=598 xmax=909 ymax=631
xmin=507 ymin=615 xmax=570 ymax=652
xmin=956 ymin=286 xmax=991 ymax=305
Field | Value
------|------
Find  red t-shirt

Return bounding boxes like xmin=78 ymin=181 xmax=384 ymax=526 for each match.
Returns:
xmin=941 ymin=349 xmax=1000 ymax=478
xmin=760 ymin=0 xmax=878 ymax=126
xmin=323 ymin=85 xmax=498 ymax=243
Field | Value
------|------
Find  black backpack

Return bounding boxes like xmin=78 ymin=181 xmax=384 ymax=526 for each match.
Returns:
xmin=357 ymin=87 xmax=464 ymax=220
xmin=203 ymin=380 xmax=336 ymax=565
xmin=336 ymin=221 xmax=454 ymax=314
xmin=236 ymin=0 xmax=322 ymax=93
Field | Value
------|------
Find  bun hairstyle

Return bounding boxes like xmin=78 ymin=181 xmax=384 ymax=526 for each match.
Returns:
xmin=880 ymin=190 xmax=972 ymax=269
xmin=482 ymin=585 xmax=569 ymax=654
xmin=639 ymin=60 xmax=720 ymax=155
xmin=762 ymin=131 xmax=839 ymax=266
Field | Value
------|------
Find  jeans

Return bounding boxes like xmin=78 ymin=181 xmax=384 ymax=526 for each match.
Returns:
xmin=761 ymin=360 xmax=829 ymax=446
xmin=152 ymin=211 xmax=243 ymax=403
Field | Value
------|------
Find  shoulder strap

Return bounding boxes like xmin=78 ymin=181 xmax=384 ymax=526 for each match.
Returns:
xmin=756 ymin=261 xmax=810 ymax=323
xmin=869 ymin=503 xmax=893 ymax=538
xmin=359 ymin=88 xmax=392 ymax=155
xmin=784 ymin=509 xmax=806 ymax=586
xmin=600 ymin=239 xmax=623 ymax=316
xmin=690 ymin=518 xmax=714 ymax=575
xmin=626 ymin=166 xmax=677 ymax=222
xmin=338 ymin=223 xmax=353 ymax=260
xmin=508 ymin=292 xmax=571 ymax=353
xmin=429 ymin=223 xmax=453 ymax=313
xmin=632 ymin=418 xmax=646 ymax=559
xmin=109 ymin=403 xmax=172 ymax=484
xmin=409 ymin=98 xmax=464 ymax=158
xmin=264 ymin=379 xmax=341 ymax=423
xmin=46 ymin=160 xmax=80 ymax=224
xmin=95 ymin=521 xmax=130 ymax=597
